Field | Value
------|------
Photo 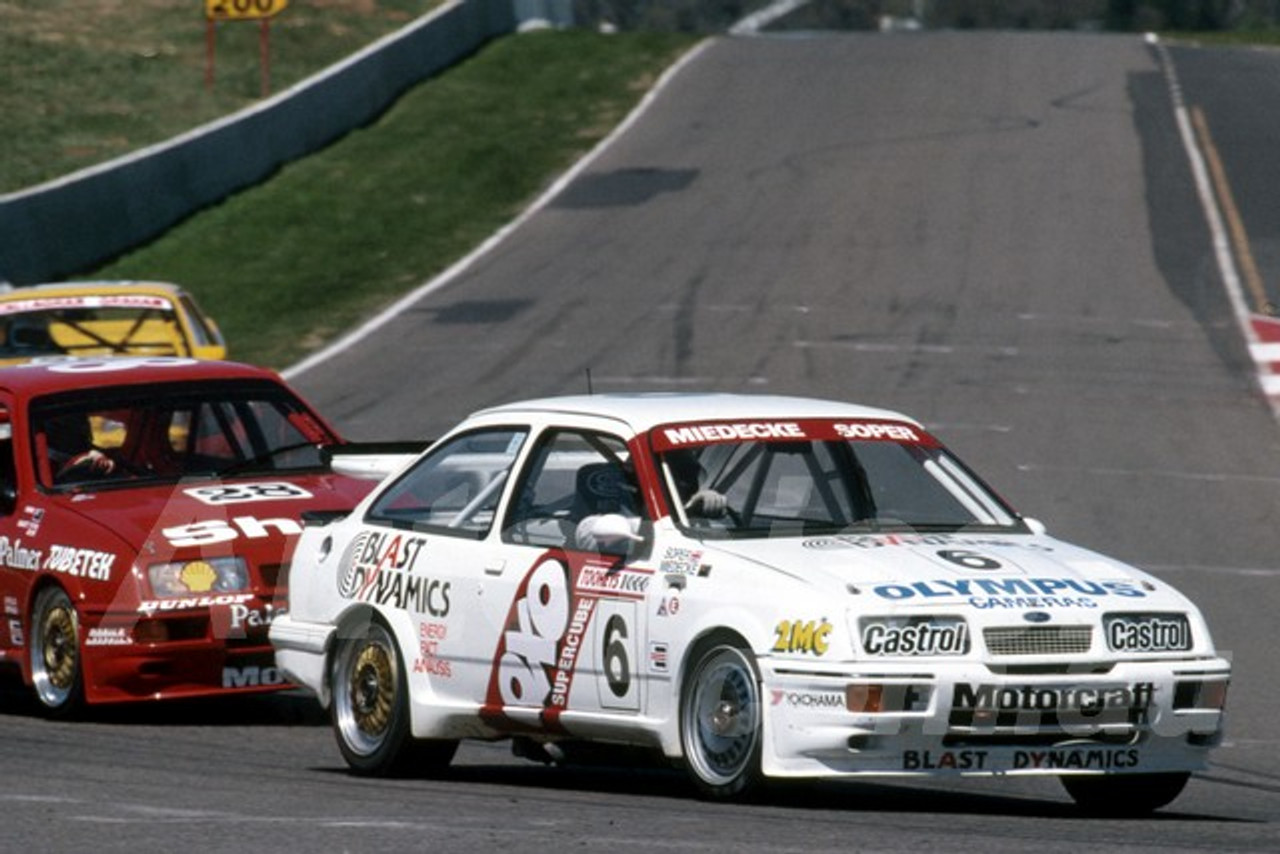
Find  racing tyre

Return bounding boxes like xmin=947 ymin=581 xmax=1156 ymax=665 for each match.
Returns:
xmin=680 ymin=640 xmax=764 ymax=800
xmin=331 ymin=618 xmax=456 ymax=777
xmin=30 ymin=586 xmax=85 ymax=717
xmin=1061 ymin=772 xmax=1190 ymax=815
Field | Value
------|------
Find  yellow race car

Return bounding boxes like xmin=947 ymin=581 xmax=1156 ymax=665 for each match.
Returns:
xmin=0 ymin=280 xmax=227 ymax=364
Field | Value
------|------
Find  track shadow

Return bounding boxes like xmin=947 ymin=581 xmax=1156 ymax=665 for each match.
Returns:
xmin=310 ymin=746 xmax=1255 ymax=823
xmin=0 ymin=672 xmax=326 ymax=726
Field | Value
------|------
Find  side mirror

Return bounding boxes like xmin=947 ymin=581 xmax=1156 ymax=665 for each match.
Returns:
xmin=576 ymin=513 xmax=647 ymax=555
xmin=1022 ymin=517 xmax=1047 ymax=536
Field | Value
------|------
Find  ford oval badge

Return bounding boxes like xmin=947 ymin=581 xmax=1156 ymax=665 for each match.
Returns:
xmin=1023 ymin=611 xmax=1051 ymax=623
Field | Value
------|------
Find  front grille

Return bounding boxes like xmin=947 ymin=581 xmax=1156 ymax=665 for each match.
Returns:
xmin=984 ymin=626 xmax=1092 ymax=656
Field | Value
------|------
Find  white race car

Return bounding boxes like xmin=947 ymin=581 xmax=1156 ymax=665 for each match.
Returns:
xmin=271 ymin=394 xmax=1229 ymax=813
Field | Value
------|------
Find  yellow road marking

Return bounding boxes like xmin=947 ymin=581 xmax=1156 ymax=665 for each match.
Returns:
xmin=1190 ymin=106 xmax=1271 ymax=314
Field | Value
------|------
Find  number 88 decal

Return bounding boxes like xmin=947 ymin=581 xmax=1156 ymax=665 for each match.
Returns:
xmin=595 ymin=600 xmax=639 ymax=711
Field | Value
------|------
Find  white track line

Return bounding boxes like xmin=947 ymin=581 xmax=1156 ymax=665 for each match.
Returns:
xmin=1148 ymin=33 xmax=1278 ymax=416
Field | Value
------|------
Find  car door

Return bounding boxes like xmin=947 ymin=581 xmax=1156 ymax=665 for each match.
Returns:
xmin=479 ymin=427 xmax=652 ymax=735
xmin=349 ymin=426 xmax=529 ymax=709
xmin=0 ymin=400 xmax=25 ymax=657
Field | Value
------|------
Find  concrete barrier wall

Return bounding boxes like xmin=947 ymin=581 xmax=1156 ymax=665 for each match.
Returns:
xmin=0 ymin=0 xmax=524 ymax=285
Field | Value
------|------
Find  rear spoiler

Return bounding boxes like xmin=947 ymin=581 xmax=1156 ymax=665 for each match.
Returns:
xmin=322 ymin=440 xmax=432 ymax=481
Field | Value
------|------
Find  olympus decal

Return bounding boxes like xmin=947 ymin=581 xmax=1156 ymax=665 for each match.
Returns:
xmin=872 ymin=577 xmax=1146 ymax=608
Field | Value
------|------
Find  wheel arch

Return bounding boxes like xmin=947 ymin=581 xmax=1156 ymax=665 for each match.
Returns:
xmin=327 ymin=602 xmax=447 ymax=737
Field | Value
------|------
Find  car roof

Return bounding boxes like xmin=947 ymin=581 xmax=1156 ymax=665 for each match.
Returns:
xmin=0 ymin=357 xmax=282 ymax=398
xmin=0 ymin=280 xmax=186 ymax=301
xmin=470 ymin=393 xmax=921 ymax=434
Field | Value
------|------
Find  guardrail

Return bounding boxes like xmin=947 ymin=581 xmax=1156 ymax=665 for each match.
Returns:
xmin=0 ymin=0 xmax=562 ymax=285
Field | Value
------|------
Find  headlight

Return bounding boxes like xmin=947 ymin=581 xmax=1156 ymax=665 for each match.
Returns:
xmin=148 ymin=557 xmax=248 ymax=598
xmin=858 ymin=615 xmax=970 ymax=656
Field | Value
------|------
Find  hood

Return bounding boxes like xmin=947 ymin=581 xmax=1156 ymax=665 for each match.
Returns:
xmin=50 ymin=474 xmax=373 ymax=565
xmin=698 ymin=530 xmax=1193 ymax=614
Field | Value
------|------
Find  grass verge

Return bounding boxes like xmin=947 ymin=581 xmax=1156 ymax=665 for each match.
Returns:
xmin=90 ymin=30 xmax=700 ymax=368
xmin=1 ymin=0 xmax=440 ymax=193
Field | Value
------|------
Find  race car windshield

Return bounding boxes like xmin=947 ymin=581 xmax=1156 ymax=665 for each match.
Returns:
xmin=31 ymin=379 xmax=336 ymax=490
xmin=0 ymin=297 xmax=188 ymax=359
xmin=655 ymin=419 xmax=1022 ymax=538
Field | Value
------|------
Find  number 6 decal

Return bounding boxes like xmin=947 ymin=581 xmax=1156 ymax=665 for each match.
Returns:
xmin=595 ymin=600 xmax=639 ymax=711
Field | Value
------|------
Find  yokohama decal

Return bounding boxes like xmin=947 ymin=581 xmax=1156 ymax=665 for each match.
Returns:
xmin=481 ymin=553 xmax=650 ymax=732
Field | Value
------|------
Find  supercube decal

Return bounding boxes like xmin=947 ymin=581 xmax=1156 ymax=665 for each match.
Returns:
xmin=483 ymin=553 xmax=649 ymax=729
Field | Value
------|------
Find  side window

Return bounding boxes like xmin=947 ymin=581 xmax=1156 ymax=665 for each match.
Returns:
xmin=366 ymin=428 xmax=527 ymax=539
xmin=503 ymin=430 xmax=644 ymax=549
xmin=0 ymin=406 xmax=14 ymax=514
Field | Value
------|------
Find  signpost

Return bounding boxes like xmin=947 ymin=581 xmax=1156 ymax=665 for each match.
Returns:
xmin=203 ymin=0 xmax=290 ymax=97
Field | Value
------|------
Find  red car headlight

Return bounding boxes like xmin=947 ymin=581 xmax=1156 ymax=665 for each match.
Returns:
xmin=147 ymin=557 xmax=248 ymax=597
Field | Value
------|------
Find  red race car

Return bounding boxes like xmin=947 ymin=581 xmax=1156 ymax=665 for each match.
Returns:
xmin=0 ymin=356 xmax=382 ymax=715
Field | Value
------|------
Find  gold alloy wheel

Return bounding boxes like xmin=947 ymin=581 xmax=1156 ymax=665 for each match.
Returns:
xmin=333 ymin=620 xmax=405 ymax=763
xmin=350 ymin=641 xmax=395 ymax=738
xmin=31 ymin=587 xmax=81 ymax=711
xmin=41 ymin=604 xmax=77 ymax=690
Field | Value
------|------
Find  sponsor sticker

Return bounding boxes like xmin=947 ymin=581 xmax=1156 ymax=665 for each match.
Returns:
xmin=336 ymin=530 xmax=449 ymax=617
xmin=183 ymin=482 xmax=314 ymax=505
xmin=870 ymin=577 xmax=1146 ymax=609
xmin=415 ymin=620 xmax=452 ymax=678
xmin=1104 ymin=613 xmax=1191 ymax=652
xmin=773 ymin=618 xmax=832 ymax=656
xmin=860 ymin=617 xmax=970 ymax=656
xmin=86 ymin=627 xmax=131 ymax=647
xmin=222 ymin=665 xmax=286 ymax=689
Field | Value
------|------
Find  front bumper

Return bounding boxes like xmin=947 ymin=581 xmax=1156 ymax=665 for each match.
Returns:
xmin=81 ymin=595 xmax=292 ymax=703
xmin=758 ymin=656 xmax=1230 ymax=778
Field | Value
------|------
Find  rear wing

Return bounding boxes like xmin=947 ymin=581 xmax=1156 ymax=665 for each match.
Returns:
xmin=322 ymin=440 xmax=432 ymax=481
